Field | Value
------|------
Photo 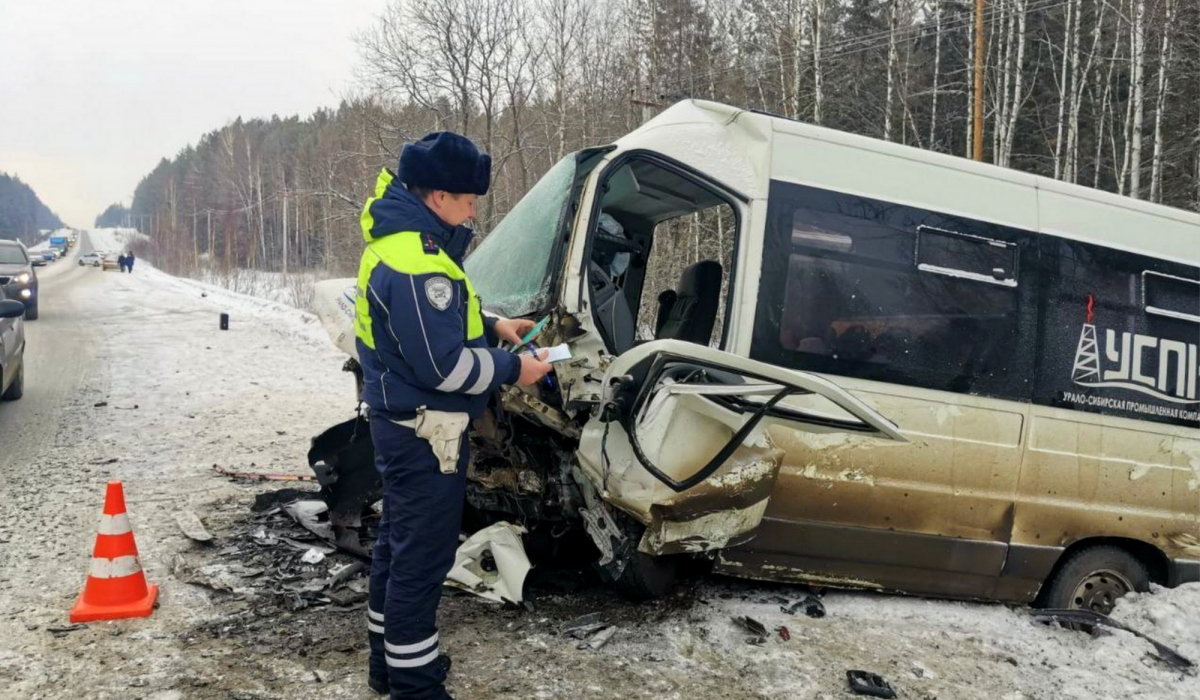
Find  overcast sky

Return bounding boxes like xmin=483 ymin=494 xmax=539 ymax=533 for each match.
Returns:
xmin=0 ymin=0 xmax=385 ymax=228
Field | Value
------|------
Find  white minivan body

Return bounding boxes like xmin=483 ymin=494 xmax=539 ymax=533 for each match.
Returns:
xmin=318 ymin=100 xmax=1200 ymax=608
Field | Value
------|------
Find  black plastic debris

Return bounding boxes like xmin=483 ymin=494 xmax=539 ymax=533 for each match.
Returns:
xmin=1032 ymin=608 xmax=1194 ymax=671
xmin=220 ymin=312 xmax=229 ymax=330
xmin=732 ymin=615 xmax=768 ymax=644
xmin=782 ymin=593 xmax=825 ymax=619
xmin=562 ymin=612 xmax=607 ymax=639
xmin=253 ymin=488 xmax=317 ymax=513
xmin=308 ymin=415 xmax=380 ymax=556
xmin=580 ymin=626 xmax=617 ymax=650
xmin=846 ymin=670 xmax=896 ymax=698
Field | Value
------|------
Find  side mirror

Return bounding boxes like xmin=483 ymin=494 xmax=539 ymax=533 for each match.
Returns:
xmin=0 ymin=300 xmax=26 ymax=319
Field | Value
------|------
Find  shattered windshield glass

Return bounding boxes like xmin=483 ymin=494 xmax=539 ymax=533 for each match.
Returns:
xmin=466 ymin=156 xmax=575 ymax=318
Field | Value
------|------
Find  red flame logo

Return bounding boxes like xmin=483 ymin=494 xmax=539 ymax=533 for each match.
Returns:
xmin=1086 ymin=294 xmax=1095 ymax=324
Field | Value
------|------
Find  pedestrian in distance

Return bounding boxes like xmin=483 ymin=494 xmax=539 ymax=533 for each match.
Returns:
xmin=127 ymin=251 xmax=135 ymax=273
xmin=354 ymin=131 xmax=552 ymax=700
xmin=117 ymin=253 xmax=127 ymax=273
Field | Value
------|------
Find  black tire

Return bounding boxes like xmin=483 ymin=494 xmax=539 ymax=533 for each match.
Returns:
xmin=1039 ymin=545 xmax=1150 ymax=614
xmin=23 ymin=302 xmax=37 ymax=321
xmin=611 ymin=551 xmax=679 ymax=601
xmin=2 ymin=360 xmax=23 ymax=401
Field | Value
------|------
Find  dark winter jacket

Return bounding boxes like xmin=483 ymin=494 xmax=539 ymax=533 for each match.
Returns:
xmin=353 ymin=169 xmax=519 ymax=419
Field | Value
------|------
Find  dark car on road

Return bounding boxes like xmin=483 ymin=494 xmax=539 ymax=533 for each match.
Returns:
xmin=0 ymin=287 xmax=25 ymax=401
xmin=0 ymin=240 xmax=38 ymax=320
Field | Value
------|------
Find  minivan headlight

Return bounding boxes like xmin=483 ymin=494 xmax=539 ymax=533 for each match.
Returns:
xmin=16 ymin=272 xmax=31 ymax=284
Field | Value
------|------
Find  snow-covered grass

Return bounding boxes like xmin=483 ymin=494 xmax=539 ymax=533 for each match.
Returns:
xmin=88 ymin=226 xmax=148 ymax=254
xmin=194 ymin=267 xmax=318 ymax=313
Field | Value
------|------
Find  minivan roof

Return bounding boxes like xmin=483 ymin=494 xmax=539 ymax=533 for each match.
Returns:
xmin=617 ymin=100 xmax=1200 ymax=266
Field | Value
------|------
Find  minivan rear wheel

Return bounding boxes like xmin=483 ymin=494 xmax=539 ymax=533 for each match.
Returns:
xmin=2 ymin=360 xmax=24 ymax=401
xmin=1040 ymin=545 xmax=1149 ymax=615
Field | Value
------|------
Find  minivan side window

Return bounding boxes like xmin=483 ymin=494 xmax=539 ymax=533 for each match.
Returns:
xmin=1035 ymin=236 xmax=1200 ymax=428
xmin=751 ymin=180 xmax=1039 ymax=402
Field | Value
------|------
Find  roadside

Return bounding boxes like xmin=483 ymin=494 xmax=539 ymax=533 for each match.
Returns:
xmin=0 ymin=232 xmax=1196 ymax=699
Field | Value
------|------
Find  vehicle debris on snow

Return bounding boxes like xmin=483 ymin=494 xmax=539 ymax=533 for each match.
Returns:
xmin=445 ymin=522 xmax=532 ymax=604
xmin=174 ymin=510 xmax=213 ymax=543
xmin=781 ymin=592 xmax=826 ymax=619
xmin=1032 ymin=608 xmax=1194 ymax=671
xmin=846 ymin=670 xmax=896 ymax=698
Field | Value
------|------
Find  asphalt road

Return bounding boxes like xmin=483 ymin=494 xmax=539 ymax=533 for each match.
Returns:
xmin=0 ymin=235 xmax=106 ymax=468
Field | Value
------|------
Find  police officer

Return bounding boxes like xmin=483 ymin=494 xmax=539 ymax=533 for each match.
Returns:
xmin=354 ymin=132 xmax=552 ymax=699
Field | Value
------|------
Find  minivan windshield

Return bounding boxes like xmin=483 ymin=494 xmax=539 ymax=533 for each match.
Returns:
xmin=0 ymin=246 xmax=29 ymax=265
xmin=466 ymin=156 xmax=575 ymax=318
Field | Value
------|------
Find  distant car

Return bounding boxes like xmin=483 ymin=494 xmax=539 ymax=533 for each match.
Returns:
xmin=0 ymin=287 xmax=27 ymax=402
xmin=101 ymin=254 xmax=120 ymax=271
xmin=80 ymin=252 xmax=103 ymax=267
xmin=0 ymin=240 xmax=38 ymax=320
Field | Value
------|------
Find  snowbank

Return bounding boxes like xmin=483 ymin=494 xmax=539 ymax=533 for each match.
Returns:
xmin=88 ymin=227 xmax=148 ymax=254
xmin=194 ymin=268 xmax=318 ymax=313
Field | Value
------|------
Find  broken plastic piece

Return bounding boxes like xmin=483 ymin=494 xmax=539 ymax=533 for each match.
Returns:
xmin=581 ymin=625 xmax=616 ymax=650
xmin=282 ymin=500 xmax=336 ymax=541
xmin=731 ymin=615 xmax=768 ymax=638
xmin=782 ymin=593 xmax=825 ymax=618
xmin=174 ymin=510 xmax=213 ymax=543
xmin=846 ymin=670 xmax=896 ymax=698
xmin=444 ymin=522 xmax=531 ymax=604
xmin=562 ymin=612 xmax=607 ymax=639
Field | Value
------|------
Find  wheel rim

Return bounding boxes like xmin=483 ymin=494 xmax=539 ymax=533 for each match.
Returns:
xmin=1068 ymin=569 xmax=1133 ymax=615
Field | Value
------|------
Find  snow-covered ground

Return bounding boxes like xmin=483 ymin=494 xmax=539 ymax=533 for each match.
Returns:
xmin=87 ymin=227 xmax=147 ymax=254
xmin=194 ymin=268 xmax=319 ymax=313
xmin=0 ymin=229 xmax=1196 ymax=699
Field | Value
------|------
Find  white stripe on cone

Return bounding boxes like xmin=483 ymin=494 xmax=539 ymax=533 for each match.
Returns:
xmin=89 ymin=555 xmax=142 ymax=579
xmin=98 ymin=513 xmax=132 ymax=536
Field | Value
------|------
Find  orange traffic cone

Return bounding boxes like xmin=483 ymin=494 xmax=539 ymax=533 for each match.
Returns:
xmin=70 ymin=481 xmax=159 ymax=622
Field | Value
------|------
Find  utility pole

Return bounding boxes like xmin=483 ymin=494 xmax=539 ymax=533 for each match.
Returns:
xmin=282 ymin=188 xmax=289 ymax=276
xmin=973 ymin=0 xmax=985 ymax=161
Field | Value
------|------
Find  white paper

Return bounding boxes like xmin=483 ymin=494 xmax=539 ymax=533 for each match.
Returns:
xmin=543 ymin=343 xmax=572 ymax=363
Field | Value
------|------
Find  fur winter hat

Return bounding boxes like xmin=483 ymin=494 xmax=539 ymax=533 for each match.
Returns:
xmin=398 ymin=132 xmax=491 ymax=196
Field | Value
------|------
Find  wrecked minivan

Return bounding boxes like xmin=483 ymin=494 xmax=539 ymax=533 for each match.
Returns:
xmin=313 ymin=100 xmax=1200 ymax=611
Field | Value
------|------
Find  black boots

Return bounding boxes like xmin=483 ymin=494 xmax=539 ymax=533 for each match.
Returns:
xmin=369 ymin=654 xmax=454 ymax=697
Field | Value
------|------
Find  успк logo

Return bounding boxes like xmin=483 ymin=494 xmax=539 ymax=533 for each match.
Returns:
xmin=1071 ymin=296 xmax=1199 ymax=405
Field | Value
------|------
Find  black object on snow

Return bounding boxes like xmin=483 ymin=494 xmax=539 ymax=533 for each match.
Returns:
xmin=732 ymin=615 xmax=768 ymax=640
xmin=1031 ymin=608 xmax=1194 ymax=671
xmin=782 ymin=593 xmax=826 ymax=618
xmin=220 ymin=312 xmax=229 ymax=330
xmin=846 ymin=670 xmax=896 ymax=698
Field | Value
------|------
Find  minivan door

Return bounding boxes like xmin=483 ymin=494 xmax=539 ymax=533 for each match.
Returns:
xmin=575 ymin=339 xmax=906 ymax=556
